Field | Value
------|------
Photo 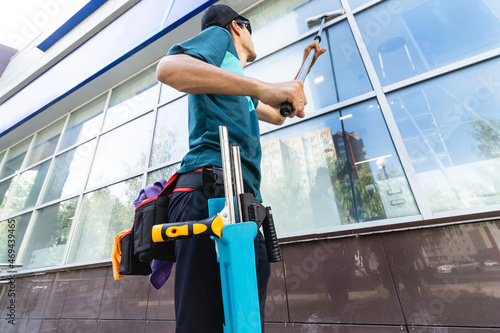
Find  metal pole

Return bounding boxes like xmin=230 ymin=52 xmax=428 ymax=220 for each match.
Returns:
xmin=231 ymin=143 xmax=245 ymax=222
xmin=219 ymin=126 xmax=236 ymax=225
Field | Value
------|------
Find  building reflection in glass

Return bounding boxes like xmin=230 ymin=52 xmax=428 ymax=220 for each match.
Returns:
xmin=260 ymin=101 xmax=419 ymax=235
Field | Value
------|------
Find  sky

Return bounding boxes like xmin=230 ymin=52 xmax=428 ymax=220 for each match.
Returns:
xmin=0 ymin=0 xmax=89 ymax=50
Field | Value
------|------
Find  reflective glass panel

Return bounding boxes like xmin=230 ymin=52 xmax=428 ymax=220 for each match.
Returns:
xmin=147 ymin=163 xmax=179 ymax=185
xmin=20 ymin=198 xmax=77 ymax=270
xmin=260 ymin=100 xmax=418 ymax=235
xmin=149 ymin=98 xmax=189 ymax=167
xmin=246 ymin=22 xmax=372 ymax=129
xmin=245 ymin=0 xmax=342 ymax=56
xmin=2 ymin=161 xmax=51 ymax=216
xmin=42 ymin=140 xmax=97 ymax=204
xmin=0 ymin=176 xmax=17 ymax=217
xmin=67 ymin=176 xmax=142 ymax=264
xmin=340 ymin=101 xmax=419 ymax=221
xmin=0 ymin=137 xmax=32 ymax=180
xmin=348 ymin=0 xmax=372 ymax=9
xmin=59 ymin=94 xmax=106 ymax=150
xmin=326 ymin=21 xmax=372 ymax=101
xmin=0 ymin=213 xmax=31 ymax=267
xmin=356 ymin=0 xmax=500 ymax=86
xmin=26 ymin=118 xmax=65 ymax=167
xmin=387 ymin=58 xmax=500 ymax=212
xmin=87 ymin=112 xmax=153 ymax=189
xmin=0 ymin=150 xmax=5 ymax=168
xmin=103 ymin=65 xmax=158 ymax=131
xmin=159 ymin=83 xmax=184 ymax=106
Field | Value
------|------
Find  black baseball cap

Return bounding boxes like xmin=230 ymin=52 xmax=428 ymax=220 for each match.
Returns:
xmin=201 ymin=4 xmax=249 ymax=30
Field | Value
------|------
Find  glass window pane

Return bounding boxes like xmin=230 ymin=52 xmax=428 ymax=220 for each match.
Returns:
xmin=356 ymin=0 xmax=500 ymax=86
xmin=260 ymin=100 xmax=418 ymax=235
xmin=0 ymin=150 xmax=5 ymax=168
xmin=340 ymin=100 xmax=419 ymax=221
xmin=147 ymin=163 xmax=179 ymax=185
xmin=67 ymin=176 xmax=142 ymax=264
xmin=0 ymin=213 xmax=31 ymax=266
xmin=42 ymin=140 xmax=97 ymax=204
xmin=245 ymin=0 xmax=342 ymax=56
xmin=3 ymin=161 xmax=51 ymax=217
xmin=246 ymin=22 xmax=371 ymax=126
xmin=0 ymin=137 xmax=32 ymax=180
xmin=0 ymin=176 xmax=17 ymax=217
xmin=26 ymin=118 xmax=65 ymax=167
xmin=159 ymin=83 xmax=184 ymax=106
xmin=349 ymin=0 xmax=372 ymax=9
xmin=87 ymin=113 xmax=153 ymax=189
xmin=59 ymin=94 xmax=106 ymax=150
xmin=103 ymin=65 xmax=158 ymax=131
xmin=149 ymin=98 xmax=189 ymax=168
xmin=20 ymin=198 xmax=77 ymax=270
xmin=326 ymin=21 xmax=372 ymax=101
xmin=387 ymin=57 xmax=500 ymax=213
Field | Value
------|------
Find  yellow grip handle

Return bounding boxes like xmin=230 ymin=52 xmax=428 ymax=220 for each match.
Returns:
xmin=165 ymin=224 xmax=189 ymax=238
xmin=152 ymin=214 xmax=225 ymax=242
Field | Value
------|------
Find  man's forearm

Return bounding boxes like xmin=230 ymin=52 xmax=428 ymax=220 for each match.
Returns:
xmin=157 ymin=53 xmax=306 ymax=116
xmin=157 ymin=54 xmax=263 ymax=98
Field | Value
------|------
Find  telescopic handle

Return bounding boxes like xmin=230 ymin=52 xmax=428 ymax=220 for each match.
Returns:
xmin=279 ymin=40 xmax=318 ymax=117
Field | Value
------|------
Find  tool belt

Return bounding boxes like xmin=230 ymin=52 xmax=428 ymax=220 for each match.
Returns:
xmin=174 ymin=166 xmax=254 ymax=198
xmin=119 ymin=167 xmax=256 ymax=276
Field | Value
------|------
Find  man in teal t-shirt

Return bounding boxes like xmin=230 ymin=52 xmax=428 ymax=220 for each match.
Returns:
xmin=167 ymin=24 xmax=264 ymax=200
xmin=157 ymin=4 xmax=325 ymax=332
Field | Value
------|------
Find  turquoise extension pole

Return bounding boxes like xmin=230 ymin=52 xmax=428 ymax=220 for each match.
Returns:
xmin=210 ymin=125 xmax=261 ymax=332
xmin=209 ymin=198 xmax=262 ymax=333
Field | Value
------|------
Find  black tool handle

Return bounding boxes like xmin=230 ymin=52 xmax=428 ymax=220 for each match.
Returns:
xmin=262 ymin=207 xmax=283 ymax=262
xmin=279 ymin=102 xmax=293 ymax=117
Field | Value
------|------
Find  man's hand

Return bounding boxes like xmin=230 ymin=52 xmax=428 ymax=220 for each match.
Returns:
xmin=299 ymin=40 xmax=327 ymax=78
xmin=254 ymin=80 xmax=307 ymax=118
xmin=255 ymin=40 xmax=327 ymax=123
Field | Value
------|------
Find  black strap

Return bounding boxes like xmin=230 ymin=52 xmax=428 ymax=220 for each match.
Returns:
xmin=176 ymin=167 xmax=254 ymax=196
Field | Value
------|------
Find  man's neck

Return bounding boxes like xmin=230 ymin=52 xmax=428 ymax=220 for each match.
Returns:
xmin=234 ymin=42 xmax=248 ymax=68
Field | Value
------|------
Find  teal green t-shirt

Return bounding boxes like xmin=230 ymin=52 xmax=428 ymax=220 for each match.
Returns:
xmin=167 ymin=26 xmax=262 ymax=201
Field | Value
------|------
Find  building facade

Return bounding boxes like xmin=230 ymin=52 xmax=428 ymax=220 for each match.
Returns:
xmin=1 ymin=0 xmax=500 ymax=331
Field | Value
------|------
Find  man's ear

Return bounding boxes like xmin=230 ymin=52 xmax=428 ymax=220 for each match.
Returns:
xmin=229 ymin=20 xmax=242 ymax=36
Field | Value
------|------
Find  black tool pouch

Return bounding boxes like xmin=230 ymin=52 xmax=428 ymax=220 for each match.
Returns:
xmin=133 ymin=198 xmax=176 ymax=263
xmin=132 ymin=174 xmax=180 ymax=263
xmin=119 ymin=231 xmax=152 ymax=275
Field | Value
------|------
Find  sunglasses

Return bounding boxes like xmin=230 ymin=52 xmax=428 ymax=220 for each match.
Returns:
xmin=233 ymin=19 xmax=252 ymax=35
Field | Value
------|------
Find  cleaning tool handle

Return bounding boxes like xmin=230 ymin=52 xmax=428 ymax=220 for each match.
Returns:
xmin=262 ymin=207 xmax=283 ymax=262
xmin=279 ymin=46 xmax=317 ymax=117
xmin=152 ymin=214 xmax=225 ymax=241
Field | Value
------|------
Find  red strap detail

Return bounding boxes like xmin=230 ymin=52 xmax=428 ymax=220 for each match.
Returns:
xmin=169 ymin=187 xmax=197 ymax=198
xmin=165 ymin=172 xmax=180 ymax=188
xmin=120 ymin=229 xmax=132 ymax=240
xmin=172 ymin=188 xmax=197 ymax=193
xmin=135 ymin=196 xmax=158 ymax=211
